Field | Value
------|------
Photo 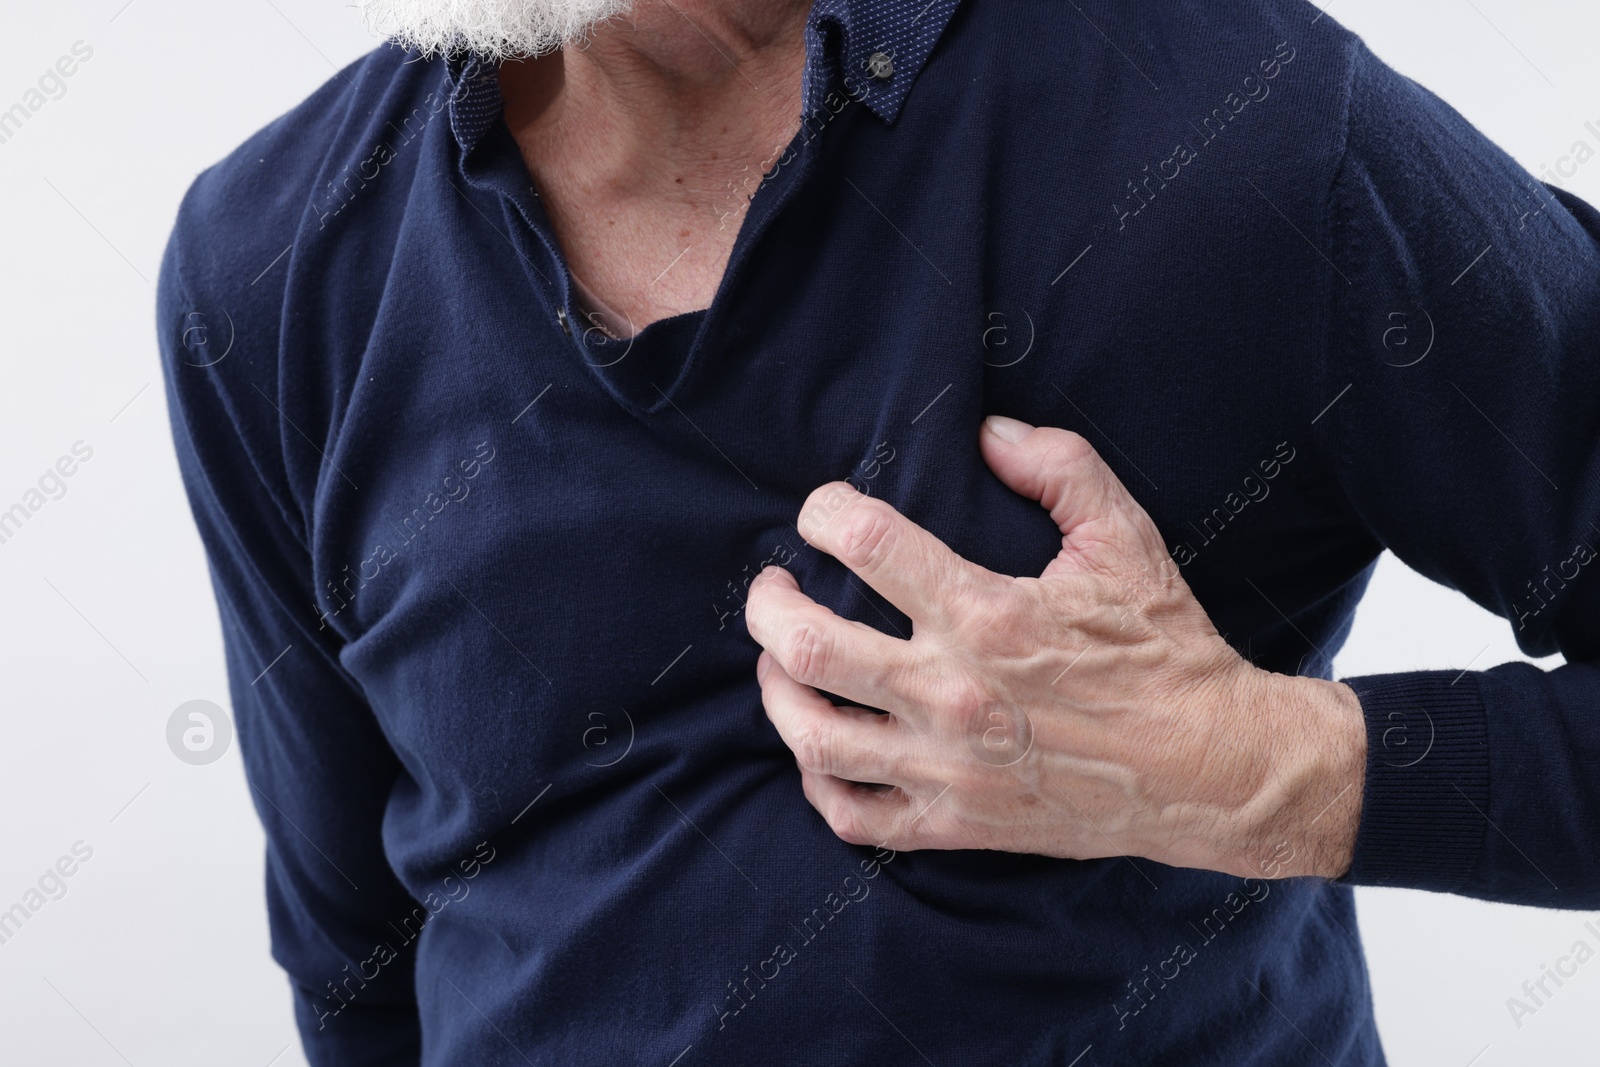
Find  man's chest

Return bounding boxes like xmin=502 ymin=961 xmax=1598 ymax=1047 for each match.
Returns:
xmin=293 ymin=90 xmax=1374 ymax=788
xmin=311 ymin=240 xmax=1355 ymax=791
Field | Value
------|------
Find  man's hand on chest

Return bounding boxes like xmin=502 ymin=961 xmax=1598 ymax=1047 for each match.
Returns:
xmin=745 ymin=415 xmax=1368 ymax=881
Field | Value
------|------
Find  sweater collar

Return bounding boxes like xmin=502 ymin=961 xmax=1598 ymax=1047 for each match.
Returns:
xmin=444 ymin=0 xmax=962 ymax=153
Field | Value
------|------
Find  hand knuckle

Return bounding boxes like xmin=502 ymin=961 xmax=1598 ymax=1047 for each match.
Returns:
xmin=932 ymin=676 xmax=988 ymax=724
xmin=1040 ymin=427 xmax=1094 ymax=460
xmin=825 ymin=798 xmax=870 ymax=845
xmin=954 ymin=585 xmax=1018 ymax=644
xmin=784 ymin=622 xmax=830 ymax=685
xmin=836 ymin=503 xmax=896 ymax=572
xmin=793 ymin=721 xmax=834 ymax=775
xmin=1039 ymin=429 xmax=1107 ymax=482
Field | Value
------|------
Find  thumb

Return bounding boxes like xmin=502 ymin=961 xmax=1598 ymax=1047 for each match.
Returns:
xmin=979 ymin=415 xmax=1166 ymax=576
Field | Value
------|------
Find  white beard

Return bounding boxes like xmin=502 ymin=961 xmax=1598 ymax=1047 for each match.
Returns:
xmin=356 ymin=0 xmax=635 ymax=59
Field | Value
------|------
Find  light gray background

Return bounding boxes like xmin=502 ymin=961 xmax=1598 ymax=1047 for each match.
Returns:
xmin=0 ymin=1 xmax=1594 ymax=1063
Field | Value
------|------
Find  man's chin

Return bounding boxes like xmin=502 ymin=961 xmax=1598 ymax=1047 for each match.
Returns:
xmin=355 ymin=0 xmax=635 ymax=60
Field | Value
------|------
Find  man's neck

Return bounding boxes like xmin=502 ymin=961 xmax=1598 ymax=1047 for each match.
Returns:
xmin=496 ymin=1 xmax=812 ymax=328
xmin=502 ymin=3 xmax=810 ymax=143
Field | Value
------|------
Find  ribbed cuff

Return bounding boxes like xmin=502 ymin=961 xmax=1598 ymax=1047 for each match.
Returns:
xmin=1337 ymin=671 xmax=1489 ymax=893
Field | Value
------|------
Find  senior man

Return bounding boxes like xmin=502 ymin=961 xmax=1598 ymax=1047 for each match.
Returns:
xmin=158 ymin=0 xmax=1600 ymax=1063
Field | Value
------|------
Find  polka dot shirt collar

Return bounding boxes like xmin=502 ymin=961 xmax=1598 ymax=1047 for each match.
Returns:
xmin=444 ymin=0 xmax=963 ymax=153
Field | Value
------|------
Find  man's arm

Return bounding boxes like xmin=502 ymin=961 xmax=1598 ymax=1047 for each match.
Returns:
xmin=159 ymin=216 xmax=423 ymax=1063
xmin=1319 ymin=42 xmax=1600 ymax=906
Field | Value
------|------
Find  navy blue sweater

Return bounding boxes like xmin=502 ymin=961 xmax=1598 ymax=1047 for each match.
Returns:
xmin=157 ymin=1 xmax=1600 ymax=1063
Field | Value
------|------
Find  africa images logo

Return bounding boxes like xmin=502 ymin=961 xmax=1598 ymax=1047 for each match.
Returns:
xmin=165 ymin=700 xmax=233 ymax=766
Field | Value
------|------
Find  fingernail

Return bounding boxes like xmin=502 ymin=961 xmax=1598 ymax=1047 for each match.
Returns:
xmin=985 ymin=415 xmax=1034 ymax=443
xmin=756 ymin=651 xmax=772 ymax=682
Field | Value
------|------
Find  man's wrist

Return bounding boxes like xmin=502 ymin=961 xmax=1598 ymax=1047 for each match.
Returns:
xmin=1230 ymin=671 xmax=1367 ymax=880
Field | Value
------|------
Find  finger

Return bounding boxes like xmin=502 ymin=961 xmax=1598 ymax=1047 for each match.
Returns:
xmin=758 ymin=651 xmax=917 ymax=786
xmin=794 ymin=480 xmax=1003 ymax=628
xmin=978 ymin=417 xmax=1167 ymax=575
xmin=798 ymin=768 xmax=914 ymax=849
xmin=745 ymin=566 xmax=920 ymax=714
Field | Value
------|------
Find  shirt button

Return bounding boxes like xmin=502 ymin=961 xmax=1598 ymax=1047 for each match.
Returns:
xmin=866 ymin=51 xmax=894 ymax=80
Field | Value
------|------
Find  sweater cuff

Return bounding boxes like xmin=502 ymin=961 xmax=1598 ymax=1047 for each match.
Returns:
xmin=1337 ymin=670 xmax=1490 ymax=893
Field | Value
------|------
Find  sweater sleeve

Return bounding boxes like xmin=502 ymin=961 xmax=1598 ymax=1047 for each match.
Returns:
xmin=158 ymin=210 xmax=423 ymax=1062
xmin=1320 ymin=42 xmax=1600 ymax=906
